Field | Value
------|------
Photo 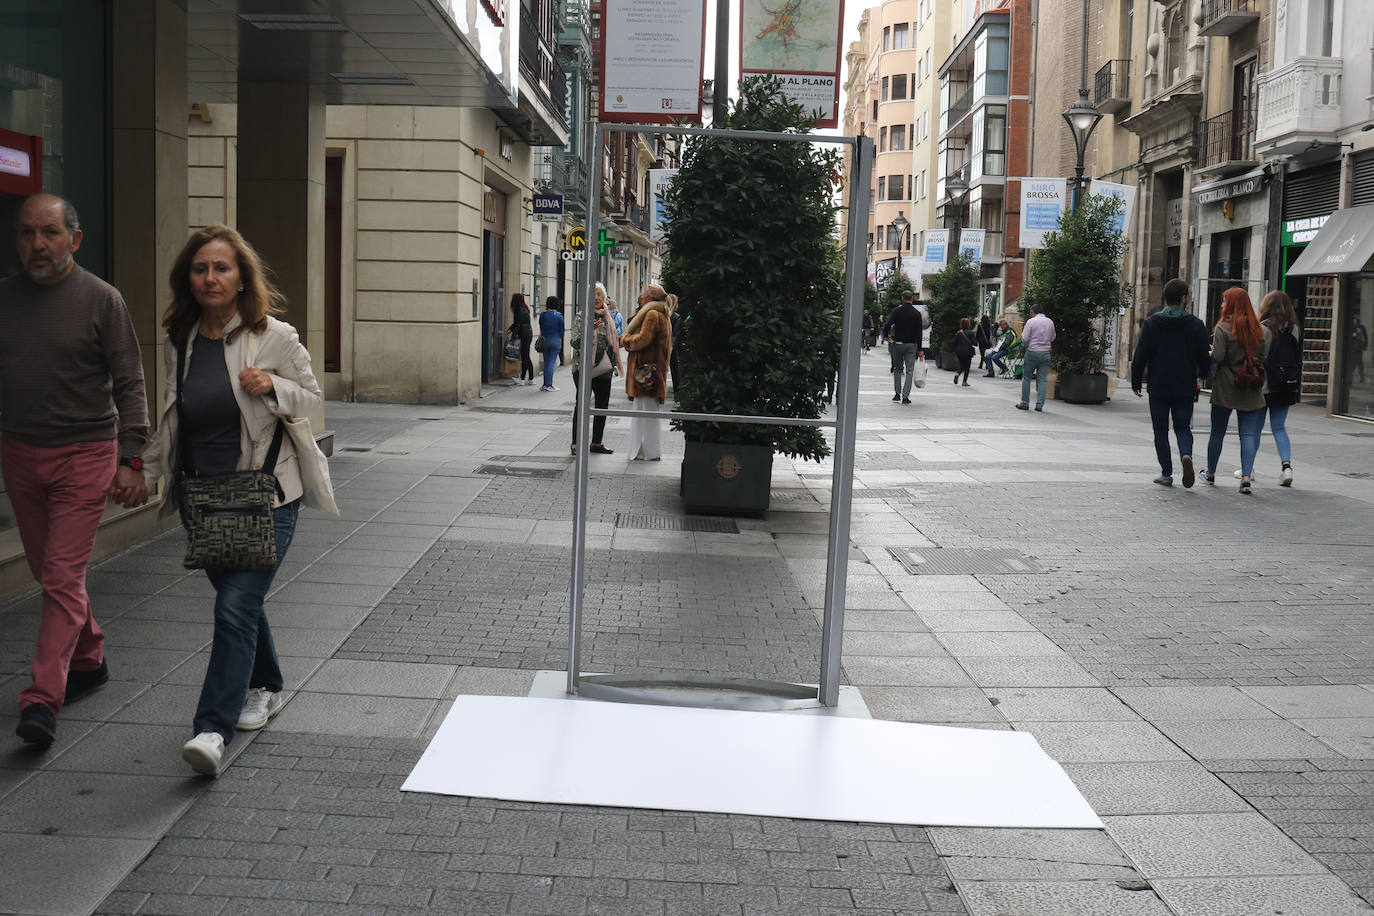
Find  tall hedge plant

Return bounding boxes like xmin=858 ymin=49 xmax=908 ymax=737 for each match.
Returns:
xmin=1021 ymin=194 xmax=1133 ymax=375
xmin=924 ymin=252 xmax=980 ymax=353
xmin=661 ymin=76 xmax=842 ymax=461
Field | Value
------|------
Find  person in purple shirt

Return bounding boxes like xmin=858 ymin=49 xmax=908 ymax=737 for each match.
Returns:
xmin=1017 ymin=303 xmax=1056 ymax=412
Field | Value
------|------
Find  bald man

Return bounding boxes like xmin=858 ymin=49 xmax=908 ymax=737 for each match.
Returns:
xmin=0 ymin=194 xmax=148 ymax=747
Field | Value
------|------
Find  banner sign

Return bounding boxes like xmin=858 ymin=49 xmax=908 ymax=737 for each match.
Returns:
xmin=1092 ymin=179 xmax=1137 ymax=238
xmin=1020 ymin=178 xmax=1067 ymax=249
xmin=648 ymin=168 xmax=678 ymax=241
xmin=873 ymin=257 xmax=897 ymax=291
xmin=740 ymin=0 xmax=845 ymax=128
xmin=958 ymin=228 xmax=985 ymax=264
xmin=921 ymin=230 xmax=949 ymax=274
xmin=532 ymin=192 xmax=564 ymax=223
xmin=1281 ymin=214 xmax=1331 ymax=247
xmin=599 ymin=0 xmax=706 ymax=123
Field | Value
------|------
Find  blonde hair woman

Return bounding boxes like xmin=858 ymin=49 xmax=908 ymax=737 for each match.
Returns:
xmin=619 ymin=283 xmax=674 ymax=460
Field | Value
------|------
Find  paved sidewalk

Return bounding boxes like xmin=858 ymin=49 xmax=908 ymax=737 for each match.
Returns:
xmin=0 ymin=354 xmax=1371 ymax=915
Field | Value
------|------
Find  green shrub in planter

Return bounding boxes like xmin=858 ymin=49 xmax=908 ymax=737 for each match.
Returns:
xmin=924 ymin=251 xmax=979 ymax=355
xmin=1021 ymin=194 xmax=1133 ymax=375
xmin=661 ymin=75 xmax=843 ymax=462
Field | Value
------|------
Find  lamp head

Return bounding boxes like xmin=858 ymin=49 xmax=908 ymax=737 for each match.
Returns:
xmin=1062 ymin=89 xmax=1102 ymax=153
xmin=890 ymin=210 xmax=909 ymax=235
xmin=945 ymin=172 xmax=969 ymax=198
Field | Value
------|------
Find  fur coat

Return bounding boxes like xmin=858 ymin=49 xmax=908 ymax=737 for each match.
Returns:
xmin=620 ymin=299 xmax=672 ymax=403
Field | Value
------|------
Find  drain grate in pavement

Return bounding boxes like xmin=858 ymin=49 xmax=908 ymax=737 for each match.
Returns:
xmin=770 ymin=490 xmax=820 ymax=503
xmin=888 ymin=546 xmax=1044 ymax=575
xmin=475 ymin=457 xmax=570 ymax=478
xmin=340 ymin=446 xmax=372 ymax=452
xmin=1339 ymin=471 xmax=1374 ymax=478
xmin=854 ymin=487 xmax=911 ymax=499
xmin=615 ymin=513 xmax=739 ymax=533
xmin=472 ymin=406 xmax=569 ymax=416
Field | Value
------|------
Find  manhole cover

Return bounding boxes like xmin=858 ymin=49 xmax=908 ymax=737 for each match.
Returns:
xmin=853 ymin=488 xmax=911 ymax=498
xmin=888 ymin=547 xmax=1044 ymax=575
xmin=770 ymin=490 xmax=819 ymax=503
xmin=475 ymin=464 xmax=565 ymax=478
xmin=615 ymin=513 xmax=739 ymax=533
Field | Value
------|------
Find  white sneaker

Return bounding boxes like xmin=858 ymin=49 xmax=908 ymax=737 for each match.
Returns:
xmin=237 ymin=688 xmax=283 ymax=731
xmin=523 ymin=379 xmax=533 ymax=386
xmin=182 ymin=731 xmax=224 ymax=776
xmin=1280 ymin=466 xmax=1293 ymax=487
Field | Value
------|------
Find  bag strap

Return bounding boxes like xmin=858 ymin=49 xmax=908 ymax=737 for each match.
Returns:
xmin=176 ymin=336 xmax=286 ymax=478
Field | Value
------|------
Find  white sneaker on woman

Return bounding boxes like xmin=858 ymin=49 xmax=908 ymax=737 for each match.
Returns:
xmin=237 ymin=688 xmax=283 ymax=731
xmin=182 ymin=732 xmax=224 ymax=776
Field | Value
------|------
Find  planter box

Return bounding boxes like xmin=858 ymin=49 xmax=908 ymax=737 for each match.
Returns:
xmin=680 ymin=441 xmax=774 ymax=517
xmin=937 ymin=351 xmax=962 ymax=371
xmin=1057 ymin=372 xmax=1110 ymax=404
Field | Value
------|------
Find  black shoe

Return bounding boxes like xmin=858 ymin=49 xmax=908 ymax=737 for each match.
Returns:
xmin=902 ymin=397 xmax=911 ymax=404
xmin=65 ymin=660 xmax=109 ymax=704
xmin=590 ymin=444 xmax=614 ymax=454
xmin=16 ymin=704 xmax=56 ymax=747
xmin=892 ymin=394 xmax=901 ymax=401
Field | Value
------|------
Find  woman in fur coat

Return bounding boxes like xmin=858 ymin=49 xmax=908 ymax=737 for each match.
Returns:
xmin=619 ymin=283 xmax=674 ymax=460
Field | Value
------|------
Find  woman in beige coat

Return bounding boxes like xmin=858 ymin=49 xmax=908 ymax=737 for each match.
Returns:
xmin=619 ymin=284 xmax=674 ymax=460
xmin=121 ymin=225 xmax=337 ymax=777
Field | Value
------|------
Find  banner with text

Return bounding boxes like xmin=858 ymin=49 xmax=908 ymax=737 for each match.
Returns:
xmin=958 ymin=228 xmax=985 ymax=264
xmin=648 ymin=168 xmax=678 ymax=241
xmin=599 ymin=0 xmax=706 ymax=123
xmin=740 ymin=0 xmax=845 ymax=128
xmin=1020 ymin=178 xmax=1067 ymax=249
xmin=921 ymin=230 xmax=949 ymax=274
xmin=1091 ymin=180 xmax=1137 ymax=238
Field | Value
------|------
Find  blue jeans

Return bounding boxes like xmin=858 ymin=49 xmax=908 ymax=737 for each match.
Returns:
xmin=1148 ymin=394 xmax=1194 ymax=477
xmin=542 ymin=342 xmax=561 ymax=387
xmin=1266 ymin=404 xmax=1292 ymax=464
xmin=983 ymin=351 xmax=1007 ymax=375
xmin=1207 ymin=404 xmax=1264 ymax=479
xmin=1020 ymin=350 xmax=1051 ymax=407
xmin=194 ymin=500 xmax=299 ymax=741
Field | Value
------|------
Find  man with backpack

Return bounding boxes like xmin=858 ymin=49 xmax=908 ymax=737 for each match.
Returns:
xmin=1130 ymin=279 xmax=1211 ymax=487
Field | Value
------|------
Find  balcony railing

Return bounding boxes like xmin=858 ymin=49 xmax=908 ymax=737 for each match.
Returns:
xmin=1199 ymin=107 xmax=1256 ymax=171
xmin=1094 ymin=60 xmax=1131 ymax=116
xmin=519 ymin=5 xmax=568 ymax=131
xmin=943 ymin=85 xmax=973 ymax=135
xmin=1199 ymin=0 xmax=1259 ymax=37
xmin=980 ymin=229 xmax=1004 ymax=261
xmin=1255 ymin=57 xmax=1343 ymax=155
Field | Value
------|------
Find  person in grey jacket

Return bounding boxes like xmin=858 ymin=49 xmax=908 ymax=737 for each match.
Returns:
xmin=122 ymin=225 xmax=337 ymax=777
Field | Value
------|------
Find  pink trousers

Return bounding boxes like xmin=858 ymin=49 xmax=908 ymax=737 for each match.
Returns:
xmin=1 ymin=438 xmax=115 ymax=714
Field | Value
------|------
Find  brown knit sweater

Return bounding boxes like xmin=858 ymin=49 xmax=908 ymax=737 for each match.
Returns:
xmin=0 ymin=266 xmax=148 ymax=455
xmin=620 ymin=300 xmax=672 ymax=403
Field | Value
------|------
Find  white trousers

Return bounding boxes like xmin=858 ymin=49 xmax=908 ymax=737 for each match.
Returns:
xmin=627 ymin=396 xmax=662 ymax=460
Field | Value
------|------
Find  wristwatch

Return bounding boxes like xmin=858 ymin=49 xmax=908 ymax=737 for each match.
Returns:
xmin=118 ymin=456 xmax=144 ymax=471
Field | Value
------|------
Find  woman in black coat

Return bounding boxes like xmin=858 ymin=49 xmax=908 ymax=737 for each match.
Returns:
xmin=508 ymin=293 xmax=534 ymax=384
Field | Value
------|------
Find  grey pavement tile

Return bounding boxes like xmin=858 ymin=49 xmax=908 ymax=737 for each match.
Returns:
xmin=268 ymin=581 xmax=393 ymax=608
xmin=984 ymin=688 xmax=1142 ymax=722
xmin=935 ymin=631 xmax=1065 ymax=657
xmin=102 ymin=617 xmax=211 ymax=652
xmin=0 ymin=833 xmax=153 ymax=916
xmin=445 ymin=666 xmax=538 ymax=698
xmin=1151 ymin=875 xmax=1374 ymax=916
xmin=265 ymin=603 xmax=372 ymax=630
xmin=841 ymin=610 xmax=929 ymax=633
xmin=897 ymin=591 xmax=1012 ymax=612
xmin=1062 ymin=762 xmax=1250 ymax=815
xmin=1113 ymin=686 xmax=1280 ymax=721
xmin=46 ymin=723 xmax=206 ymax=777
xmin=957 ymin=655 xmax=1100 ymax=687
xmin=108 ymin=683 xmax=203 ymax=726
xmin=287 ymin=563 xmax=408 ymax=588
xmin=88 ymin=646 xmax=199 ymax=688
xmin=1292 ymin=718 xmax=1374 ymax=757
xmin=269 ymin=692 xmax=438 ymax=738
xmin=841 ymin=631 xmax=947 ymax=657
xmin=313 ymin=547 xmax=422 ymax=569
xmin=1104 ymin=813 xmax=1328 ymax=878
xmin=916 ymin=610 xmax=1037 ymax=632
xmin=956 ymin=880 xmax=1174 ymax=916
xmin=1154 ymin=719 xmax=1337 ymax=759
xmin=1020 ymin=721 xmax=1192 ymax=763
xmin=859 ymin=687 xmax=1002 ymax=723
xmin=1241 ymin=686 xmax=1374 ymax=719
xmin=928 ymin=827 xmax=1138 ymax=881
xmin=841 ymin=656 xmax=976 ymax=688
xmin=0 ymin=765 xmax=33 ymax=799
xmin=301 ymin=658 xmax=457 ymax=698
xmin=0 ymin=771 xmax=200 ymax=839
xmin=268 ymin=626 xmax=352 ymax=659
xmin=51 ymin=678 xmax=147 ymax=723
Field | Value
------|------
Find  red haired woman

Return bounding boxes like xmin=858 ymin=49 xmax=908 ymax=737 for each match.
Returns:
xmin=1204 ymin=286 xmax=1271 ymax=493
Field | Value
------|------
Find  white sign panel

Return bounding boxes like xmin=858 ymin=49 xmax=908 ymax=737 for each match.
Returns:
xmin=599 ymin=0 xmax=706 ymax=123
xmin=740 ymin=0 xmax=845 ymax=128
xmin=1020 ymin=178 xmax=1067 ymax=249
xmin=959 ymin=228 xmax=986 ymax=264
xmin=1092 ymin=179 xmax=1137 ymax=238
xmin=437 ymin=0 xmax=518 ymax=105
xmin=921 ymin=230 xmax=949 ymax=274
xmin=0 ymin=144 xmax=33 ymax=178
xmin=648 ymin=168 xmax=677 ymax=241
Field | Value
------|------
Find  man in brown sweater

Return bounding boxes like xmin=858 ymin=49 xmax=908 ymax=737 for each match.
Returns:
xmin=0 ymin=194 xmax=148 ymax=747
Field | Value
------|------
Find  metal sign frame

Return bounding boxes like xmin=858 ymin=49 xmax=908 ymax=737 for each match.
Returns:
xmin=568 ymin=121 xmax=874 ymax=710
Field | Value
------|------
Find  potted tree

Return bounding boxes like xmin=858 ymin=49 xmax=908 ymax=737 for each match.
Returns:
xmin=924 ymin=252 xmax=980 ymax=371
xmin=661 ymin=75 xmax=842 ymax=516
xmin=1021 ymin=194 xmax=1132 ymax=404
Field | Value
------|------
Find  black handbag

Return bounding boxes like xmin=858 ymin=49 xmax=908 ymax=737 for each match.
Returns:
xmin=175 ymin=344 xmax=285 ymax=571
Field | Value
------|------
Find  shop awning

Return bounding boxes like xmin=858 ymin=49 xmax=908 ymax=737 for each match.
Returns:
xmin=1286 ymin=204 xmax=1374 ymax=275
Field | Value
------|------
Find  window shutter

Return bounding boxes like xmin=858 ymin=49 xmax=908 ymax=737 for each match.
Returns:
xmin=1283 ymin=162 xmax=1341 ymax=219
xmin=1352 ymin=152 xmax=1374 ymax=207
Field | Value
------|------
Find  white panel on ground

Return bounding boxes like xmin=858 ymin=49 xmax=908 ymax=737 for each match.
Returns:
xmin=403 ymin=695 xmax=1102 ymax=829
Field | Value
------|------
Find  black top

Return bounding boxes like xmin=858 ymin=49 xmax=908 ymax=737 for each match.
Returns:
xmin=181 ymin=335 xmax=241 ymax=477
xmin=1130 ymin=311 xmax=1211 ymax=401
xmin=883 ymin=303 xmax=924 ymax=344
xmin=509 ymin=305 xmax=532 ymax=337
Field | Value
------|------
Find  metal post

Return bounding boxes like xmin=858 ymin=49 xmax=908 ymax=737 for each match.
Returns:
xmin=567 ymin=121 xmax=607 ymax=695
xmin=713 ymin=0 xmax=730 ymax=122
xmin=818 ymin=135 xmax=874 ymax=706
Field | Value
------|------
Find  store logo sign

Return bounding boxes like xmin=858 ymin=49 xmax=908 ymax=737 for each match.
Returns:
xmin=0 ymin=145 xmax=32 ymax=178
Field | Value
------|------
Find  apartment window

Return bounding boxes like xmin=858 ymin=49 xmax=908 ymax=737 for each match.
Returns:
xmin=890 ymin=124 xmax=906 ymax=151
xmin=920 ymin=169 xmax=927 ymax=199
xmin=892 ymin=23 xmax=909 ymax=50
xmin=891 ymin=74 xmax=908 ymax=101
xmin=888 ymin=175 xmax=904 ymax=201
xmin=880 ymin=126 xmax=888 ymax=151
xmin=877 ymin=176 xmax=886 ymax=200
xmin=983 ymin=105 xmax=1007 ymax=176
xmin=881 ymin=76 xmax=889 ymax=102
xmin=882 ymin=26 xmax=890 ymax=52
xmin=921 ymin=110 xmax=929 ymax=140
xmin=872 ymin=99 xmax=878 ymax=120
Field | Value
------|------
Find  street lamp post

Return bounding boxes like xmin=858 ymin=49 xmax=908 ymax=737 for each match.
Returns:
xmin=1062 ymin=0 xmax=1102 ymax=213
xmin=890 ymin=210 xmax=910 ymax=287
